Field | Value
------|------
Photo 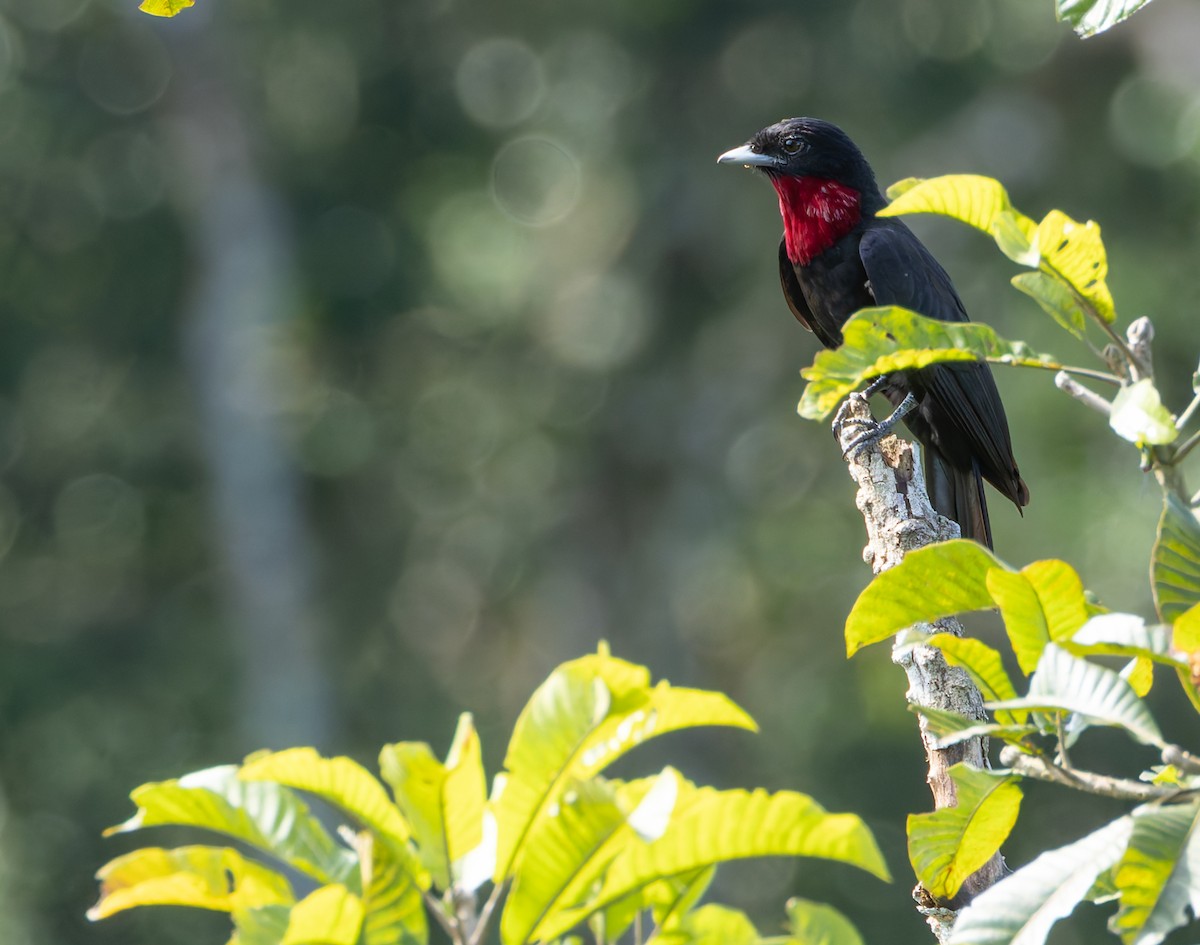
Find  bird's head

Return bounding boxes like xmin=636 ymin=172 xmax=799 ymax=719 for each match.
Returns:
xmin=717 ymin=117 xmax=883 ymax=208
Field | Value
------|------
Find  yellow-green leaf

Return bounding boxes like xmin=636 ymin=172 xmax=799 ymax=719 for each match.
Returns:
xmin=845 ymin=540 xmax=1006 ymax=655
xmin=798 ymin=307 xmax=1061 ymax=421
xmin=986 ymin=560 xmax=1090 ymax=675
xmin=1153 ymin=495 xmax=1200 ymax=623
xmin=379 ymin=742 xmax=449 ymax=889
xmin=786 ymin=897 xmax=865 ymax=945
xmin=89 ymin=845 xmax=293 ymax=920
xmin=240 ymin=748 xmax=410 ymax=848
xmin=355 ymin=833 xmax=427 ymax=945
xmin=879 ymin=175 xmax=1037 ymax=255
xmin=1031 ymin=210 xmax=1115 ymax=323
xmin=1110 ymin=380 xmax=1177 ymax=447
xmin=656 ymin=904 xmax=759 ymax=945
xmin=1011 ymin=271 xmax=1088 ymax=340
xmin=139 ymin=0 xmax=195 ymax=16
xmin=282 ymin=885 xmax=364 ymax=945
xmin=104 ymin=765 xmax=357 ymax=887
xmin=1109 ymin=801 xmax=1200 ymax=945
xmin=908 ymin=764 xmax=1023 ymax=901
xmin=491 ymin=648 xmax=755 ymax=882
xmin=503 ymin=777 xmax=636 ymax=945
xmin=586 ymin=781 xmax=890 ymax=913
xmin=1124 ymin=657 xmax=1155 ymax=698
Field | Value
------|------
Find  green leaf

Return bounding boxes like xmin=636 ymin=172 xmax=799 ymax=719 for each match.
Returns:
xmin=657 ymin=904 xmax=760 ymax=945
xmin=987 ymin=560 xmax=1090 ymax=675
xmin=1110 ymin=801 xmax=1200 ymax=945
xmin=1056 ymin=0 xmax=1156 ymax=37
xmin=240 ymin=749 xmax=410 ymax=845
xmin=356 ymin=832 xmax=428 ymax=945
xmin=785 ymin=897 xmax=865 ymax=945
xmin=1152 ymin=494 xmax=1200 ymax=623
xmin=239 ymin=748 xmax=427 ymax=888
xmin=798 ymin=308 xmax=1061 ymax=421
xmin=502 ymin=776 xmax=634 ymax=945
xmin=585 ymin=780 xmax=890 ymax=914
xmin=491 ymin=648 xmax=755 ymax=881
xmin=1110 ymin=380 xmax=1177 ymax=447
xmin=282 ymin=884 xmax=364 ymax=945
xmin=1031 ymin=210 xmax=1115 ymax=323
xmin=908 ymin=704 xmax=1036 ymax=750
xmin=380 ymin=743 xmax=450 ymax=889
xmin=989 ymin=644 xmax=1163 ymax=746
xmin=88 ymin=845 xmax=293 ymax=920
xmin=139 ymin=0 xmax=195 ymax=15
xmin=949 ymin=816 xmax=1135 ymax=945
xmin=878 ymin=175 xmax=1037 ymax=261
xmin=378 ymin=713 xmax=485 ymax=890
xmin=907 ymin=764 xmax=1023 ymax=901
xmin=234 ymin=904 xmax=292 ymax=945
xmin=845 ymin=540 xmax=1006 ymax=655
xmin=1068 ymin=614 xmax=1181 ymax=667
xmin=1011 ymin=271 xmax=1088 ymax=340
xmin=104 ymin=765 xmax=358 ymax=887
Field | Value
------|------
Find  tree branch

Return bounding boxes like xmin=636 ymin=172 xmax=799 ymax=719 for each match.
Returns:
xmin=998 ymin=747 xmax=1179 ymax=802
xmin=832 ymin=394 xmax=1004 ymax=943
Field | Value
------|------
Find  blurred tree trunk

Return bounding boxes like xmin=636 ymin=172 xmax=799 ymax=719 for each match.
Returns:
xmin=164 ymin=22 xmax=333 ymax=749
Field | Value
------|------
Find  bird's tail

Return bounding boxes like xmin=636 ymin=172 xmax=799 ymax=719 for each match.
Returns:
xmin=926 ymin=450 xmax=992 ymax=549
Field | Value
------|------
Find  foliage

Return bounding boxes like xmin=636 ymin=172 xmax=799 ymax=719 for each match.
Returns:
xmin=823 ymin=166 xmax=1200 ymax=943
xmin=139 ymin=0 xmax=195 ymax=16
xmin=92 ymin=647 xmax=885 ymax=945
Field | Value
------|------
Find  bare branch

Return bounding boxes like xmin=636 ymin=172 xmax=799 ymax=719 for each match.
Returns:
xmin=832 ymin=393 xmax=1005 ymax=938
xmin=1055 ymin=371 xmax=1112 ymax=416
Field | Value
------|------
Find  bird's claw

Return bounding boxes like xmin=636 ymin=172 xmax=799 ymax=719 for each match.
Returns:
xmin=840 ymin=392 xmax=918 ymax=460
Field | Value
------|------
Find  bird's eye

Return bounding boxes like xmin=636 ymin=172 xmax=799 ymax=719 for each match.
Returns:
xmin=781 ymin=135 xmax=803 ymax=154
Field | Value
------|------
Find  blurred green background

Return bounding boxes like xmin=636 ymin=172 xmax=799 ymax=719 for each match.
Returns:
xmin=2 ymin=0 xmax=1200 ymax=942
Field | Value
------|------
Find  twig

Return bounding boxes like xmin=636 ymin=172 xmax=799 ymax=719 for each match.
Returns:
xmin=832 ymin=394 xmax=1005 ymax=937
xmin=1171 ymin=430 xmax=1200 ymax=465
xmin=424 ymin=888 xmax=463 ymax=944
xmin=998 ymin=747 xmax=1178 ymax=802
xmin=1055 ymin=372 xmax=1112 ymax=415
xmin=465 ymin=880 xmax=508 ymax=945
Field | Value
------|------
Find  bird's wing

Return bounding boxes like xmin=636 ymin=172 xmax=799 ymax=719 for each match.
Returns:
xmin=859 ymin=222 xmax=1026 ymax=507
xmin=777 ymin=238 xmax=817 ymax=332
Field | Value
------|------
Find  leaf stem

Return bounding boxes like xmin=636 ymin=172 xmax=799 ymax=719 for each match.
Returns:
xmin=425 ymin=888 xmax=464 ymax=945
xmin=466 ymin=880 xmax=508 ymax=945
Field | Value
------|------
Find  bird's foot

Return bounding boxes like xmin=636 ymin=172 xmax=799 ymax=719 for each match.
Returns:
xmin=841 ymin=392 xmax=917 ymax=460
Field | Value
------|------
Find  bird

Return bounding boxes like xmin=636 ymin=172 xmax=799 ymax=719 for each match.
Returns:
xmin=718 ymin=117 xmax=1028 ymax=548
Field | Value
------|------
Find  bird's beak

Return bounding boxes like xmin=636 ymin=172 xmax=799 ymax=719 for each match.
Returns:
xmin=716 ymin=144 xmax=779 ymax=168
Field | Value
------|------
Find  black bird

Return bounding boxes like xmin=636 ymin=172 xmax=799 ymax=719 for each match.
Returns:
xmin=718 ymin=118 xmax=1028 ymax=547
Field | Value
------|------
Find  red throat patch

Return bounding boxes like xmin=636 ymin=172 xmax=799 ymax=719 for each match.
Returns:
xmin=770 ymin=176 xmax=862 ymax=266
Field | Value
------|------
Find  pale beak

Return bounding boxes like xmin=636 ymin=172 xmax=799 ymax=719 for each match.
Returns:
xmin=716 ymin=144 xmax=780 ymax=168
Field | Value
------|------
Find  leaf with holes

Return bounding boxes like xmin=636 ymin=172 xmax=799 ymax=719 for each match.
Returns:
xmin=1031 ymin=210 xmax=1115 ymax=323
xmin=908 ymin=765 xmax=1023 ymax=902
